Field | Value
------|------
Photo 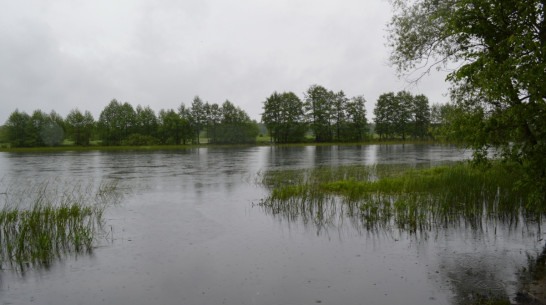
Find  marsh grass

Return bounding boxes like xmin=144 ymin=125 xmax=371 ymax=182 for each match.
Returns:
xmin=257 ymin=162 xmax=542 ymax=233
xmin=0 ymin=179 xmax=121 ymax=269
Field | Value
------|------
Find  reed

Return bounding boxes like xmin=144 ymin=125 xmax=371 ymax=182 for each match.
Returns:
xmin=0 ymin=179 xmax=121 ymax=269
xmin=257 ymin=162 xmax=542 ymax=233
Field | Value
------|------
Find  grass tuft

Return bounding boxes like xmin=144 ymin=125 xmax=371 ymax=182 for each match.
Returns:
xmin=257 ymin=162 xmax=543 ymax=233
xmin=0 ymin=179 xmax=121 ymax=270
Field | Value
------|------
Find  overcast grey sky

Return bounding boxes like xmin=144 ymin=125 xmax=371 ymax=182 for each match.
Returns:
xmin=0 ymin=0 xmax=449 ymax=124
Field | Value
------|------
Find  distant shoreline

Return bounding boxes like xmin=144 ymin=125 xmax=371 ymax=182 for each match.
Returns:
xmin=0 ymin=140 xmax=446 ymax=153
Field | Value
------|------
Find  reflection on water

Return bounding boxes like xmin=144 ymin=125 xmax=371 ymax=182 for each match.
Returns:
xmin=0 ymin=145 xmax=542 ymax=305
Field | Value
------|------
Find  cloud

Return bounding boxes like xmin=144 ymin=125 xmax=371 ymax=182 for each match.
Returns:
xmin=0 ymin=0 xmax=450 ymax=125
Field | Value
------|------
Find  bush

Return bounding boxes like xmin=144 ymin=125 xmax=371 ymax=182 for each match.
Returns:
xmin=124 ymin=134 xmax=160 ymax=146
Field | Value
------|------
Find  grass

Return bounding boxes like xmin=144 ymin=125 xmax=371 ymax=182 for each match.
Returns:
xmin=257 ymin=162 xmax=542 ymax=233
xmin=0 ymin=179 xmax=121 ymax=270
xmin=0 ymin=137 xmax=443 ymax=153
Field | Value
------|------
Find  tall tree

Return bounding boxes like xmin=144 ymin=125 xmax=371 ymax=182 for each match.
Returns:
xmin=66 ymin=109 xmax=95 ymax=146
xmin=304 ymin=85 xmax=334 ymax=142
xmin=98 ymin=99 xmax=123 ymax=145
xmin=262 ymin=92 xmax=283 ymax=143
xmin=158 ymin=109 xmax=183 ymax=145
xmin=135 ymin=105 xmax=158 ymax=138
xmin=374 ymin=93 xmax=396 ymax=140
xmin=178 ymin=104 xmax=193 ymax=145
xmin=332 ymin=91 xmax=348 ymax=142
xmin=262 ymin=92 xmax=306 ymax=143
xmin=389 ymin=0 xmax=546 ymax=203
xmin=204 ymin=102 xmax=222 ymax=143
xmin=411 ymin=94 xmax=431 ymax=139
xmin=345 ymin=95 xmax=368 ymax=141
xmin=215 ymin=100 xmax=259 ymax=144
xmin=190 ymin=96 xmax=206 ymax=144
xmin=4 ymin=110 xmax=31 ymax=147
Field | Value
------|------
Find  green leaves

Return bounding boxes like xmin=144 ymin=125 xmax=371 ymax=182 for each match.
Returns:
xmin=389 ymin=0 xmax=546 ymax=205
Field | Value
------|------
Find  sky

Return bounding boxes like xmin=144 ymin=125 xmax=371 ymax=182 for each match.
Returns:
xmin=0 ymin=0 xmax=450 ymax=125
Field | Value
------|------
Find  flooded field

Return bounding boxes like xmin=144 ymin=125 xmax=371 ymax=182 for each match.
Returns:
xmin=0 ymin=144 xmax=543 ymax=305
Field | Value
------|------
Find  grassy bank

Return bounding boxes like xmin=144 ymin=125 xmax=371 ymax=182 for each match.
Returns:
xmin=0 ymin=139 xmax=443 ymax=153
xmin=257 ymin=162 xmax=542 ymax=233
xmin=0 ymin=179 xmax=121 ymax=269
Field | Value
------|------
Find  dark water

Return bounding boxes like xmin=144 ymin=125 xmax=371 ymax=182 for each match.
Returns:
xmin=0 ymin=144 xmax=543 ymax=305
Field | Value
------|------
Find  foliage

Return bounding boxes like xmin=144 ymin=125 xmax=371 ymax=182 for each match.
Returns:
xmin=134 ymin=105 xmax=158 ymax=138
xmin=388 ymin=0 xmax=546 ymax=206
xmin=190 ymin=96 xmax=206 ymax=144
xmin=262 ymin=91 xmax=307 ymax=143
xmin=66 ymin=109 xmax=95 ymax=146
xmin=374 ymin=91 xmax=429 ymax=140
xmin=304 ymin=84 xmax=335 ymax=142
xmin=215 ymin=100 xmax=259 ymax=144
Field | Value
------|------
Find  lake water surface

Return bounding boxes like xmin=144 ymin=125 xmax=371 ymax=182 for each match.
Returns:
xmin=0 ymin=144 xmax=543 ymax=305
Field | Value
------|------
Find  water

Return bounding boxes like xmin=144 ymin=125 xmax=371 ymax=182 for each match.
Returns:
xmin=0 ymin=144 xmax=543 ymax=305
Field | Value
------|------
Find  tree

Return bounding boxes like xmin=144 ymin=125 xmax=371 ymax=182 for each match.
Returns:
xmin=204 ymin=102 xmax=222 ymax=143
xmin=178 ymin=104 xmax=193 ymax=145
xmin=4 ymin=110 xmax=31 ymax=147
xmin=410 ymin=94 xmax=431 ymax=139
xmin=190 ymin=96 xmax=206 ymax=144
xmin=332 ymin=91 xmax=348 ymax=142
xmin=262 ymin=91 xmax=306 ymax=143
xmin=345 ymin=95 xmax=368 ymax=141
xmin=262 ymin=92 xmax=283 ymax=143
xmin=389 ymin=0 xmax=546 ymax=204
xmin=25 ymin=110 xmax=64 ymax=147
xmin=215 ymin=100 xmax=258 ymax=144
xmin=374 ymin=93 xmax=396 ymax=140
xmin=98 ymin=99 xmax=123 ymax=145
xmin=135 ymin=105 xmax=158 ymax=138
xmin=66 ymin=109 xmax=95 ymax=146
xmin=158 ymin=109 xmax=184 ymax=145
xmin=304 ymin=85 xmax=334 ymax=142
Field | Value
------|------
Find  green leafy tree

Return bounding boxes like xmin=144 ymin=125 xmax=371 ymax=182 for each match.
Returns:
xmin=332 ymin=91 xmax=348 ymax=142
xmin=119 ymin=102 xmax=136 ymax=140
xmin=204 ymin=102 xmax=222 ymax=143
xmin=411 ymin=94 xmax=431 ymax=139
xmin=262 ymin=92 xmax=283 ymax=143
xmin=4 ymin=110 xmax=31 ymax=147
xmin=135 ymin=105 xmax=158 ymax=138
xmin=389 ymin=0 xmax=546 ymax=204
xmin=66 ymin=109 xmax=95 ymax=146
xmin=190 ymin=96 xmax=206 ymax=144
xmin=215 ymin=100 xmax=258 ymax=144
xmin=158 ymin=109 xmax=184 ymax=145
xmin=178 ymin=104 xmax=193 ymax=145
xmin=374 ymin=93 xmax=396 ymax=139
xmin=262 ymin=92 xmax=306 ymax=143
xmin=304 ymin=85 xmax=334 ymax=142
xmin=345 ymin=95 xmax=368 ymax=141
xmin=98 ymin=99 xmax=123 ymax=145
xmin=24 ymin=110 xmax=64 ymax=147
xmin=392 ymin=91 xmax=413 ymax=140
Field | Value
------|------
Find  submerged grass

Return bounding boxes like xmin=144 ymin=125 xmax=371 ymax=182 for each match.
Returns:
xmin=0 ymin=179 xmax=121 ymax=269
xmin=257 ymin=162 xmax=542 ymax=233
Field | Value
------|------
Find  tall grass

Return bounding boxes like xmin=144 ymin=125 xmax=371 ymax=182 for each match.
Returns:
xmin=257 ymin=162 xmax=542 ymax=233
xmin=0 ymin=179 xmax=121 ymax=269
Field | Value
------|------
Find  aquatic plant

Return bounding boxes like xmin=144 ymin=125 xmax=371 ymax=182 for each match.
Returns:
xmin=0 ymin=179 xmax=121 ymax=269
xmin=257 ymin=162 xmax=542 ymax=233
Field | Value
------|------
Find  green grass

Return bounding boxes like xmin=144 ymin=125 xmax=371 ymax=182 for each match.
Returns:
xmin=0 ymin=179 xmax=121 ymax=269
xmin=257 ymin=162 xmax=541 ymax=232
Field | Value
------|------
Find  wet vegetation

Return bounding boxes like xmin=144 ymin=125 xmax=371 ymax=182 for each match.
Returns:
xmin=0 ymin=179 xmax=121 ymax=270
xmin=257 ymin=162 xmax=543 ymax=233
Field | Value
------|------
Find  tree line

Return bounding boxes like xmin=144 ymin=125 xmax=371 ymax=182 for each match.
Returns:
xmin=1 ymin=86 xmax=445 ymax=147
xmin=1 ymin=98 xmax=259 ymax=147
